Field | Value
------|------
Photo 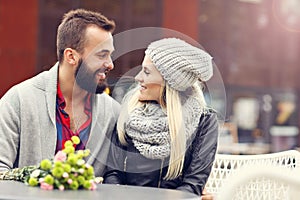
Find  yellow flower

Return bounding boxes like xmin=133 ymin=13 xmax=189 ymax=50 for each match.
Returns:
xmin=71 ymin=136 xmax=80 ymax=145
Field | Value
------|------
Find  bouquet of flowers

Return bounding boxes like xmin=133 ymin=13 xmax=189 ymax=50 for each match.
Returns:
xmin=0 ymin=136 xmax=103 ymax=190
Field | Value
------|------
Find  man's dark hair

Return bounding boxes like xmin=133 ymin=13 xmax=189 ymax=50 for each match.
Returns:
xmin=57 ymin=9 xmax=115 ymax=62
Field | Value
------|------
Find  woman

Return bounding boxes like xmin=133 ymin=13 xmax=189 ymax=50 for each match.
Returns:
xmin=104 ymin=38 xmax=218 ymax=196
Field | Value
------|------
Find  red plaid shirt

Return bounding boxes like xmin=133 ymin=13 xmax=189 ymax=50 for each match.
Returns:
xmin=55 ymin=83 xmax=92 ymax=153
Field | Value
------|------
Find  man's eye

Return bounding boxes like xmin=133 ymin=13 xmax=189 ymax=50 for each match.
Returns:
xmin=98 ymin=54 xmax=107 ymax=59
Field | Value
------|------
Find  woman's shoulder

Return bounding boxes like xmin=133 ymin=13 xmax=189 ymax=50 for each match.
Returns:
xmin=202 ymin=107 xmax=218 ymax=117
xmin=198 ymin=107 xmax=219 ymax=128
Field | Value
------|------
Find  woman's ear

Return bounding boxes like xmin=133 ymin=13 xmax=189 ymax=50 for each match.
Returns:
xmin=63 ymin=48 xmax=79 ymax=65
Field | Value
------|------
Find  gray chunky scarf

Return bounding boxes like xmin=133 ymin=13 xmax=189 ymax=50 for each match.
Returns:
xmin=125 ymin=95 xmax=203 ymax=159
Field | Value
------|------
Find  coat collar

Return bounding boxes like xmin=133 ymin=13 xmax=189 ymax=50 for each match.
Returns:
xmin=45 ymin=63 xmax=59 ymax=126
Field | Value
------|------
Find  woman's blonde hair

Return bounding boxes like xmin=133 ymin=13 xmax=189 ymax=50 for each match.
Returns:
xmin=117 ymin=82 xmax=207 ymax=180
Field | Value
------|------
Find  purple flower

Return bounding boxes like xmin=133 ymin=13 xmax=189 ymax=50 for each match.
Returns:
xmin=40 ymin=182 xmax=54 ymax=190
xmin=89 ymin=181 xmax=97 ymax=190
xmin=54 ymin=151 xmax=67 ymax=162
xmin=67 ymin=179 xmax=73 ymax=184
xmin=58 ymin=185 xmax=65 ymax=191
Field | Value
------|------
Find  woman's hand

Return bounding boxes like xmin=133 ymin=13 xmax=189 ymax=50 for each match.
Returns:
xmin=201 ymin=188 xmax=214 ymax=200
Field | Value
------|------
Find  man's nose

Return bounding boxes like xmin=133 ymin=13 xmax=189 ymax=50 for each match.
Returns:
xmin=104 ymin=62 xmax=114 ymax=71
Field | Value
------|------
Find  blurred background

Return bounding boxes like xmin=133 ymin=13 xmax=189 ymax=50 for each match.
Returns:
xmin=1 ymin=0 xmax=300 ymax=154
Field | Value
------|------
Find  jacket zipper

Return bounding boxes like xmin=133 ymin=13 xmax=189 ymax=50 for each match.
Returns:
xmin=123 ymin=156 xmax=127 ymax=172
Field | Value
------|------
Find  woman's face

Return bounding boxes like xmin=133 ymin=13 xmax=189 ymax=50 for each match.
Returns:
xmin=135 ymin=55 xmax=164 ymax=102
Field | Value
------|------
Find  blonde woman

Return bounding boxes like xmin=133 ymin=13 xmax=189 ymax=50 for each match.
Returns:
xmin=104 ymin=38 xmax=218 ymax=197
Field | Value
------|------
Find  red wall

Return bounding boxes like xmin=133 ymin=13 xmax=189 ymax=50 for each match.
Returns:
xmin=0 ymin=0 xmax=38 ymax=97
xmin=162 ymin=0 xmax=199 ymax=41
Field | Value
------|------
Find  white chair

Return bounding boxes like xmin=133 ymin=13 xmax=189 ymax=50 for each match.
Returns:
xmin=205 ymin=150 xmax=300 ymax=198
xmin=216 ymin=164 xmax=300 ymax=200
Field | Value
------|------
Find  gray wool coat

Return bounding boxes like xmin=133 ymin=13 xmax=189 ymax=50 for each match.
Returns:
xmin=0 ymin=63 xmax=120 ymax=176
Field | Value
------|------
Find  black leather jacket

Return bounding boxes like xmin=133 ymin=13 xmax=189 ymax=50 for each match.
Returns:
xmin=104 ymin=109 xmax=219 ymax=196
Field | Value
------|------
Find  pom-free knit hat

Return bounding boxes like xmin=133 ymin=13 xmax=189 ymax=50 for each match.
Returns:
xmin=145 ymin=38 xmax=213 ymax=91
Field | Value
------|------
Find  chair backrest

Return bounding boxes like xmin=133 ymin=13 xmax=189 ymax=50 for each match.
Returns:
xmin=205 ymin=150 xmax=300 ymax=197
xmin=216 ymin=164 xmax=300 ymax=200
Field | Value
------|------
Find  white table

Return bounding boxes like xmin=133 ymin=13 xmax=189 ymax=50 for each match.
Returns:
xmin=0 ymin=181 xmax=199 ymax=200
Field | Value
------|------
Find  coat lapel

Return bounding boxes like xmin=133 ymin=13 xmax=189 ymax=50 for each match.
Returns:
xmin=43 ymin=63 xmax=59 ymax=157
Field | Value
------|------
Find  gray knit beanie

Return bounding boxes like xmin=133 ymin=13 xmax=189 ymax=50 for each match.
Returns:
xmin=145 ymin=38 xmax=213 ymax=91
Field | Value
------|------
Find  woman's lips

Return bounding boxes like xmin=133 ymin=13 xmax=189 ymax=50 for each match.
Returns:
xmin=139 ymin=85 xmax=147 ymax=91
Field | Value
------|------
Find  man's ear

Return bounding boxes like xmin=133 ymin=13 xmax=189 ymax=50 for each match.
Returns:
xmin=64 ymin=48 xmax=79 ymax=65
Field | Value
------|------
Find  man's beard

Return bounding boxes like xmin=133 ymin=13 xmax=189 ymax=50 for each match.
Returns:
xmin=75 ymin=59 xmax=108 ymax=94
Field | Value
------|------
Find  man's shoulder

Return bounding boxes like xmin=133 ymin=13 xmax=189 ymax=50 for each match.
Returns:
xmin=9 ymin=64 xmax=58 ymax=92
xmin=91 ymin=93 xmax=120 ymax=121
xmin=1 ymin=64 xmax=58 ymax=103
xmin=96 ymin=92 xmax=119 ymax=103
xmin=26 ymin=64 xmax=58 ymax=92
xmin=94 ymin=93 xmax=121 ymax=111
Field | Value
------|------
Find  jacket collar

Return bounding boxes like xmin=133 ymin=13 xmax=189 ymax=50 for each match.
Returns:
xmin=45 ymin=63 xmax=59 ymax=126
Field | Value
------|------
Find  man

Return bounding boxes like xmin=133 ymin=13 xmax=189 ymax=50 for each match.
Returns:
xmin=0 ymin=9 xmax=120 ymax=177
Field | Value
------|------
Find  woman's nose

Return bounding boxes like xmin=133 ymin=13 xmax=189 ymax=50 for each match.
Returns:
xmin=135 ymin=71 xmax=143 ymax=82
